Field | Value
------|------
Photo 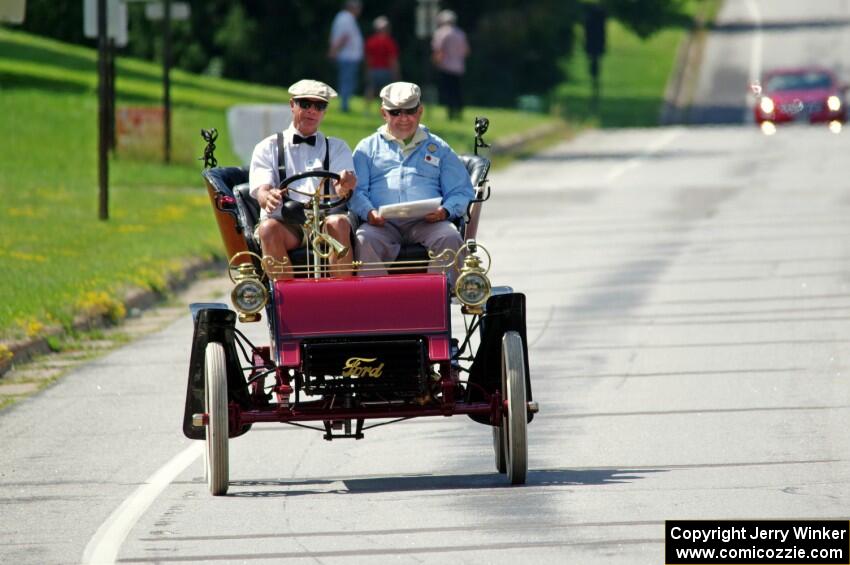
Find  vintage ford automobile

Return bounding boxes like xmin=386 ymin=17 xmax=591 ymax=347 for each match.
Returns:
xmin=185 ymin=118 xmax=536 ymax=495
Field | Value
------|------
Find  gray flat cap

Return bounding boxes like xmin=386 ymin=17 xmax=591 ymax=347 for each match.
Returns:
xmin=380 ymin=82 xmax=422 ymax=110
xmin=437 ymin=9 xmax=457 ymax=25
xmin=288 ymin=79 xmax=338 ymax=102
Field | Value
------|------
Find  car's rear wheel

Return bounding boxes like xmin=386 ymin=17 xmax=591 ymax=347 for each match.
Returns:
xmin=205 ymin=342 xmax=229 ymax=495
xmin=493 ymin=426 xmax=507 ymax=473
xmin=501 ymin=331 xmax=528 ymax=485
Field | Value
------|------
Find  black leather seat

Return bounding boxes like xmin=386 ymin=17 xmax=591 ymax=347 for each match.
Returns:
xmin=460 ymin=154 xmax=491 ymax=192
xmin=202 ymin=153 xmax=491 ymax=272
xmin=203 ymin=167 xmax=260 ymax=257
xmin=203 ymin=167 xmax=319 ymax=266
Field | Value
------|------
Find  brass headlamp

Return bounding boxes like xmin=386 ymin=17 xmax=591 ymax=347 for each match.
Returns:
xmin=228 ymin=252 xmax=268 ymax=323
xmin=454 ymin=241 xmax=491 ymax=314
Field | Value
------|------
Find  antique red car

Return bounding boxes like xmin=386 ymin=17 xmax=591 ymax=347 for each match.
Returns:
xmin=754 ymin=67 xmax=847 ymax=130
xmin=185 ymin=119 xmax=536 ymax=495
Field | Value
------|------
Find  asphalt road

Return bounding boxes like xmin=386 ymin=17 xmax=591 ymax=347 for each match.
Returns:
xmin=2 ymin=1 xmax=850 ymax=564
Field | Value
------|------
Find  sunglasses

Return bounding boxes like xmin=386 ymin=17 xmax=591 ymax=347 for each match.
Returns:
xmin=386 ymin=105 xmax=420 ymax=117
xmin=296 ymin=99 xmax=328 ymax=111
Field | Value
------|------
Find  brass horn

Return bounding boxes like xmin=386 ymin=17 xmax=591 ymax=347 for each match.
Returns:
xmin=312 ymin=232 xmax=349 ymax=259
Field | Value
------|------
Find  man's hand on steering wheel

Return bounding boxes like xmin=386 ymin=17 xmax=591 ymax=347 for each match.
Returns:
xmin=258 ymin=185 xmax=288 ymax=213
xmin=335 ymin=169 xmax=357 ymax=199
xmin=280 ymin=170 xmax=350 ymax=210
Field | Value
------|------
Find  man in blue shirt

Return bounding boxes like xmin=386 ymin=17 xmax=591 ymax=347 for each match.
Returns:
xmin=350 ymin=82 xmax=473 ymax=282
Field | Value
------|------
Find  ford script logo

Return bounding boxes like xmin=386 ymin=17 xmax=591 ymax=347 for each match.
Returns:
xmin=341 ymin=357 xmax=385 ymax=378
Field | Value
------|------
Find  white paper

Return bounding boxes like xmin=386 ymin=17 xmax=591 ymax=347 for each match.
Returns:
xmin=377 ymin=197 xmax=442 ymax=220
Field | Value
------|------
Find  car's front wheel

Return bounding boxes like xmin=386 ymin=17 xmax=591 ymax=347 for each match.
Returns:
xmin=204 ymin=342 xmax=230 ymax=495
xmin=501 ymin=331 xmax=528 ymax=485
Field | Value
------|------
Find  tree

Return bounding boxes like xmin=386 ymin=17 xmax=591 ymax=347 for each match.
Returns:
xmin=12 ymin=0 xmax=691 ymax=108
xmin=457 ymin=0 xmax=582 ymax=107
xmin=601 ymin=0 xmax=691 ymax=38
xmin=17 ymin=0 xmax=85 ymax=44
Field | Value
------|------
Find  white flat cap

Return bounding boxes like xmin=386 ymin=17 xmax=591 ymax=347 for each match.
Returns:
xmin=380 ymin=82 xmax=422 ymax=110
xmin=288 ymin=79 xmax=338 ymax=102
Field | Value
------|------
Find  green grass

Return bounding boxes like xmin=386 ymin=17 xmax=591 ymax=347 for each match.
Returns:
xmin=556 ymin=19 xmax=682 ymax=127
xmin=555 ymin=0 xmax=720 ymax=128
xmin=0 ymin=27 xmax=553 ymax=340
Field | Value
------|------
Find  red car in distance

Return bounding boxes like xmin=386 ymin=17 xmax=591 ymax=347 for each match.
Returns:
xmin=754 ymin=67 xmax=847 ymax=129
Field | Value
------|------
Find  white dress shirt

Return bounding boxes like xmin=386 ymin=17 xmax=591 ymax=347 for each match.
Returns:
xmin=249 ymin=125 xmax=355 ymax=221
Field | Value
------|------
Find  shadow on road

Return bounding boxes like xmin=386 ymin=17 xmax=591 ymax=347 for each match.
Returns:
xmin=683 ymin=104 xmax=748 ymax=124
xmin=223 ymin=467 xmax=664 ymax=497
xmin=709 ymin=18 xmax=850 ymax=33
xmin=524 ymin=148 xmax=723 ymax=163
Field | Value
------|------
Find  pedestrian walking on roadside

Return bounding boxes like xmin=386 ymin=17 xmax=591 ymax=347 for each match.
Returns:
xmin=431 ymin=9 xmax=469 ymax=121
xmin=364 ymin=15 xmax=400 ymax=109
xmin=328 ymin=0 xmax=364 ymax=113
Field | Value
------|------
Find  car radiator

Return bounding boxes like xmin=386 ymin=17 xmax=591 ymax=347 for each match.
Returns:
xmin=301 ymin=337 xmax=428 ymax=397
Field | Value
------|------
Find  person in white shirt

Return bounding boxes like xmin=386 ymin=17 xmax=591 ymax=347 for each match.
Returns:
xmin=249 ymin=79 xmax=357 ymax=279
xmin=328 ymin=0 xmax=364 ymax=113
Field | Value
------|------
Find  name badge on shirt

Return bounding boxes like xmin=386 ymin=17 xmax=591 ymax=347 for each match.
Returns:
xmin=423 ymin=154 xmax=441 ymax=167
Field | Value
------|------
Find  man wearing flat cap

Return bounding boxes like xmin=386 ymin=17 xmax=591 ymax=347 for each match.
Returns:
xmin=249 ymin=79 xmax=357 ymax=279
xmin=350 ymin=81 xmax=474 ymax=282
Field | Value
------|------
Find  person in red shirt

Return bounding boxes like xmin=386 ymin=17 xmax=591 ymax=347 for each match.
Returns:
xmin=364 ymin=16 xmax=400 ymax=109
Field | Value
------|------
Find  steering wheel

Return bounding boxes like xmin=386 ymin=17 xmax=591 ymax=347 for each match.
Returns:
xmin=279 ymin=170 xmax=348 ymax=211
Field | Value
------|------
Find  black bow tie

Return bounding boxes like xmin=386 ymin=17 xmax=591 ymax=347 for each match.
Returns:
xmin=292 ymin=134 xmax=317 ymax=146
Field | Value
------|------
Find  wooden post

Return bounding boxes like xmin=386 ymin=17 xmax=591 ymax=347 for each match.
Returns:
xmin=163 ymin=0 xmax=172 ymax=163
xmin=97 ymin=0 xmax=109 ymax=219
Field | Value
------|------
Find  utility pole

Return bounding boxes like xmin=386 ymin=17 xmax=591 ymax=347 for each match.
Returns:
xmin=97 ymin=0 xmax=109 ymax=220
xmin=415 ymin=0 xmax=439 ymax=103
xmin=107 ymin=37 xmax=117 ymax=151
xmin=163 ymin=0 xmax=172 ymax=163
xmin=584 ymin=4 xmax=607 ymax=114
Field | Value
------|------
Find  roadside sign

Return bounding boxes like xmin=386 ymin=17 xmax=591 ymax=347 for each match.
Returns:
xmin=415 ymin=0 xmax=439 ymax=39
xmin=116 ymin=106 xmax=164 ymax=159
xmin=226 ymin=105 xmax=293 ymax=165
xmin=144 ymin=2 xmax=190 ymax=21
xmin=0 ymin=0 xmax=26 ymax=24
xmin=83 ymin=0 xmax=128 ymax=47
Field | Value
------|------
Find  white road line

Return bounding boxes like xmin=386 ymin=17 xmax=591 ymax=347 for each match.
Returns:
xmin=81 ymin=442 xmax=203 ymax=565
xmin=745 ymin=0 xmax=763 ymax=123
xmin=604 ymin=127 xmax=684 ymax=183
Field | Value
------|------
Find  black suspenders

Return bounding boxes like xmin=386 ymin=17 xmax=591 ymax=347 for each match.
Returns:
xmin=275 ymin=132 xmax=331 ymax=184
xmin=276 ymin=131 xmax=285 ymax=179
xmin=276 ymin=132 xmax=334 ymax=207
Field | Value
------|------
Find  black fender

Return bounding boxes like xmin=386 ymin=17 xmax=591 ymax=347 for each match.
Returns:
xmin=182 ymin=306 xmax=253 ymax=440
xmin=466 ymin=292 xmax=534 ymax=425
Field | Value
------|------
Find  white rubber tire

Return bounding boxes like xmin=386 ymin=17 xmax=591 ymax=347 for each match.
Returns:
xmin=205 ymin=342 xmax=230 ymax=495
xmin=493 ymin=425 xmax=507 ymax=473
xmin=501 ymin=331 xmax=528 ymax=485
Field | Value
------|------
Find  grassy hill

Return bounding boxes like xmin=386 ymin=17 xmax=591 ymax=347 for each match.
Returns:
xmin=0 ymin=27 xmax=554 ymax=342
xmin=555 ymin=0 xmax=720 ymax=127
